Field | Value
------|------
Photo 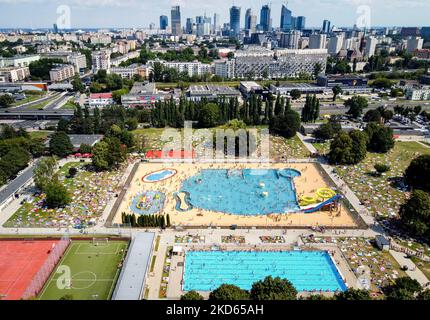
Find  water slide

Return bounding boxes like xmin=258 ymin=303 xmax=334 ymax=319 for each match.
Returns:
xmin=302 ymin=194 xmax=343 ymax=214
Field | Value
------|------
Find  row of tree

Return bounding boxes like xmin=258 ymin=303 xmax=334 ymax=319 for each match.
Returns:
xmin=180 ymin=276 xmax=430 ymax=301
xmin=121 ymin=212 xmax=171 ymax=228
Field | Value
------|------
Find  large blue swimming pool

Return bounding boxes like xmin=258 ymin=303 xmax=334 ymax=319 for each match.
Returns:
xmin=180 ymin=169 xmax=301 ymax=215
xmin=183 ymin=250 xmax=347 ymax=292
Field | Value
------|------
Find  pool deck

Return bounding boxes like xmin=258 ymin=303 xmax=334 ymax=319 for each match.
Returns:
xmin=114 ymin=162 xmax=359 ymax=229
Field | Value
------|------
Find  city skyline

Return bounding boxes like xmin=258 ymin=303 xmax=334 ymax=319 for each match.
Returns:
xmin=0 ymin=0 xmax=429 ymax=29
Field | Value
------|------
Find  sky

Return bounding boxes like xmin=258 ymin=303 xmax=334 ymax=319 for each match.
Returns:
xmin=0 ymin=0 xmax=429 ymax=29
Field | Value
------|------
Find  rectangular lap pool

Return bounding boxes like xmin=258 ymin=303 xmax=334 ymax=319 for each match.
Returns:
xmin=183 ymin=250 xmax=347 ymax=292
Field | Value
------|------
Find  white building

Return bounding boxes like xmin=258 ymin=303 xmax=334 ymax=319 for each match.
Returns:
xmin=308 ymin=34 xmax=327 ymax=49
xmin=89 ymin=93 xmax=114 ymax=108
xmin=110 ymin=51 xmax=140 ymax=67
xmin=110 ymin=64 xmax=147 ymax=79
xmin=328 ymin=35 xmax=344 ymax=55
xmin=406 ymin=85 xmax=430 ymax=101
xmin=407 ymin=37 xmax=424 ymax=53
xmin=365 ymin=36 xmax=378 ymax=58
xmin=92 ymin=50 xmax=111 ymax=73
xmin=0 ymin=54 xmax=40 ymax=68
xmin=147 ymin=60 xmax=213 ymax=77
xmin=49 ymin=64 xmax=75 ymax=82
xmin=214 ymin=59 xmax=235 ymax=79
xmin=0 ymin=66 xmax=30 ymax=82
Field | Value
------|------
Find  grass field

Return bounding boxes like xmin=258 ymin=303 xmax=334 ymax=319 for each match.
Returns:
xmin=38 ymin=240 xmax=128 ymax=300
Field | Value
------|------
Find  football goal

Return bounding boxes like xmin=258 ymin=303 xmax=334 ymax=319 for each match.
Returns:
xmin=92 ymin=238 xmax=109 ymax=246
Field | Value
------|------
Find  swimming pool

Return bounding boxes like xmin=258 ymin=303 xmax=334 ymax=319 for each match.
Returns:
xmin=143 ymin=169 xmax=177 ymax=182
xmin=180 ymin=169 xmax=301 ymax=215
xmin=183 ymin=250 xmax=347 ymax=292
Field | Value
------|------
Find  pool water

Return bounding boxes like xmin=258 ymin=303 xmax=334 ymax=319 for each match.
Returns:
xmin=183 ymin=250 xmax=347 ymax=292
xmin=143 ymin=169 xmax=176 ymax=182
xmin=180 ymin=169 xmax=301 ymax=215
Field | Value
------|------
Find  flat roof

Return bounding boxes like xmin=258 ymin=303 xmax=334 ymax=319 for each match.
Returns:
xmin=111 ymin=232 xmax=155 ymax=300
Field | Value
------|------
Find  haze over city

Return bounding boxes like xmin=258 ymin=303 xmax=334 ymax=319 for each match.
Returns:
xmin=0 ymin=0 xmax=430 ymax=29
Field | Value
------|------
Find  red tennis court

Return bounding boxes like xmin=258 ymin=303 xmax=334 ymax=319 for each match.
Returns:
xmin=0 ymin=240 xmax=59 ymax=300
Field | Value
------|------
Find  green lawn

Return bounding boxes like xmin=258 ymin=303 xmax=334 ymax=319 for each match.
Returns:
xmin=132 ymin=127 xmax=308 ymax=159
xmin=334 ymin=141 xmax=430 ymax=218
xmin=61 ymin=99 xmax=78 ymax=110
xmin=38 ymin=240 xmax=127 ymax=300
xmin=25 ymin=95 xmax=59 ymax=110
xmin=28 ymin=130 xmax=53 ymax=140
xmin=12 ymin=92 xmax=47 ymax=107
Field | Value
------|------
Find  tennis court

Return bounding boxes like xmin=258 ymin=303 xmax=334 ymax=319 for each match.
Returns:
xmin=38 ymin=240 xmax=128 ymax=300
xmin=0 ymin=239 xmax=59 ymax=300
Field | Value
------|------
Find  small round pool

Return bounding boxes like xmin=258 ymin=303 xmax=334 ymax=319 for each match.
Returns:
xmin=142 ymin=169 xmax=177 ymax=183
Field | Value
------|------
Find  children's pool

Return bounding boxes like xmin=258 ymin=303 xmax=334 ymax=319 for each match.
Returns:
xmin=183 ymin=250 xmax=346 ymax=292
xmin=180 ymin=169 xmax=301 ymax=215
xmin=143 ymin=169 xmax=177 ymax=182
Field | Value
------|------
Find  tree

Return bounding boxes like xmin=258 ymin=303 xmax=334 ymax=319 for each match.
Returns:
xmin=269 ymin=110 xmax=301 ymax=139
xmin=290 ymin=89 xmax=301 ymax=100
xmin=404 ymin=155 xmax=430 ymax=192
xmin=45 ymin=178 xmax=71 ymax=208
xmin=313 ymin=122 xmax=336 ymax=140
xmin=33 ymin=156 xmax=57 ymax=192
xmin=71 ymin=75 xmax=85 ymax=93
xmin=365 ymin=123 xmax=394 ymax=153
xmin=112 ymin=88 xmax=129 ymax=104
xmin=209 ymin=284 xmax=250 ymax=300
xmin=328 ymin=130 xmax=368 ymax=165
xmin=345 ymin=96 xmax=368 ymax=119
xmin=384 ymin=277 xmax=422 ymax=300
xmin=79 ymin=144 xmax=92 ymax=154
xmin=417 ymin=289 xmax=430 ymax=300
xmin=313 ymin=63 xmax=322 ymax=78
xmin=199 ymin=103 xmax=220 ymax=128
xmin=49 ymin=132 xmax=73 ymax=158
xmin=68 ymin=167 xmax=78 ymax=177
xmin=332 ymin=85 xmax=343 ymax=102
xmin=180 ymin=291 xmax=204 ymax=300
xmin=334 ymin=289 xmax=371 ymax=300
xmin=363 ymin=109 xmax=382 ymax=123
xmin=250 ymin=276 xmax=297 ymax=300
xmin=399 ymin=190 xmax=430 ymax=241
xmin=92 ymin=141 xmax=110 ymax=171
xmin=0 ymin=94 xmax=14 ymax=108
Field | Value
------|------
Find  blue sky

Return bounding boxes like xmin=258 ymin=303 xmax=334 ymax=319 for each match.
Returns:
xmin=0 ymin=0 xmax=429 ymax=29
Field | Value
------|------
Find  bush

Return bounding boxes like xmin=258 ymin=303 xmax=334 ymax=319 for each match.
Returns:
xmin=68 ymin=167 xmax=78 ymax=177
xmin=180 ymin=291 xmax=204 ymax=300
xmin=209 ymin=284 xmax=250 ymax=300
xmin=328 ymin=130 xmax=368 ymax=165
xmin=374 ymin=163 xmax=390 ymax=175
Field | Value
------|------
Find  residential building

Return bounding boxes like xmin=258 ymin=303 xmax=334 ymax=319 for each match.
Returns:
xmin=407 ymin=37 xmax=424 ymax=53
xmin=365 ymin=36 xmax=378 ymax=57
xmin=0 ymin=54 xmax=40 ymax=68
xmin=214 ymin=59 xmax=235 ymax=79
xmin=147 ymin=60 xmax=212 ymax=77
xmin=405 ymin=85 xmax=430 ymax=100
xmin=49 ymin=64 xmax=75 ymax=82
xmin=110 ymin=64 xmax=147 ymax=79
xmin=89 ymin=92 xmax=114 ymax=108
xmin=309 ymin=34 xmax=327 ymax=49
xmin=328 ymin=35 xmax=344 ymax=55
xmin=0 ymin=66 xmax=30 ymax=82
xmin=279 ymin=31 xmax=300 ymax=49
xmin=91 ymin=50 xmax=111 ymax=73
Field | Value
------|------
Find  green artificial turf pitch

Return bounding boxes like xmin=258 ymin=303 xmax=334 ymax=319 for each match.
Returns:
xmin=38 ymin=240 xmax=128 ymax=300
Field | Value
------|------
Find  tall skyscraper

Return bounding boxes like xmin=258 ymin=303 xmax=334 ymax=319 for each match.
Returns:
xmin=280 ymin=4 xmax=292 ymax=32
xmin=229 ymin=6 xmax=241 ymax=37
xmin=186 ymin=18 xmax=194 ymax=34
xmin=322 ymin=20 xmax=331 ymax=34
xmin=365 ymin=36 xmax=378 ymax=57
xmin=171 ymin=6 xmax=182 ymax=36
xmin=296 ymin=16 xmax=306 ymax=31
xmin=260 ymin=5 xmax=271 ymax=32
xmin=245 ymin=8 xmax=252 ymax=30
xmin=53 ymin=23 xmax=58 ymax=33
xmin=159 ymin=15 xmax=168 ymax=30
xmin=213 ymin=13 xmax=221 ymax=34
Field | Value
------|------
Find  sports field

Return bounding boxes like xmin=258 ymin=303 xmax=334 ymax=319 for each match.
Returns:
xmin=0 ymin=239 xmax=59 ymax=300
xmin=38 ymin=240 xmax=128 ymax=300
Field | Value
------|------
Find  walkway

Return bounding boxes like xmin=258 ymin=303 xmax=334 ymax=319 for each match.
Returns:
xmin=389 ymin=250 xmax=429 ymax=287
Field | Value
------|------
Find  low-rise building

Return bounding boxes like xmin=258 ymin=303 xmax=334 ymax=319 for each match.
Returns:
xmin=405 ymin=85 xmax=430 ymax=101
xmin=0 ymin=54 xmax=40 ymax=68
xmin=110 ymin=64 xmax=147 ymax=79
xmin=187 ymin=84 xmax=241 ymax=101
xmin=49 ymin=64 xmax=75 ymax=82
xmin=121 ymin=82 xmax=178 ymax=108
xmin=0 ymin=66 xmax=30 ymax=82
xmin=89 ymin=92 xmax=114 ymax=108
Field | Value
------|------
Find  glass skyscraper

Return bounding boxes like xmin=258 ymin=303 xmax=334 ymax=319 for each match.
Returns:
xmin=229 ymin=6 xmax=241 ymax=37
xmin=159 ymin=15 xmax=168 ymax=30
xmin=280 ymin=4 xmax=292 ymax=32
xmin=260 ymin=5 xmax=271 ymax=32
xmin=171 ymin=6 xmax=182 ymax=36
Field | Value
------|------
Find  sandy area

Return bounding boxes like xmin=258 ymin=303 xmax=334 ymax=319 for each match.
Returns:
xmin=113 ymin=162 xmax=358 ymax=228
